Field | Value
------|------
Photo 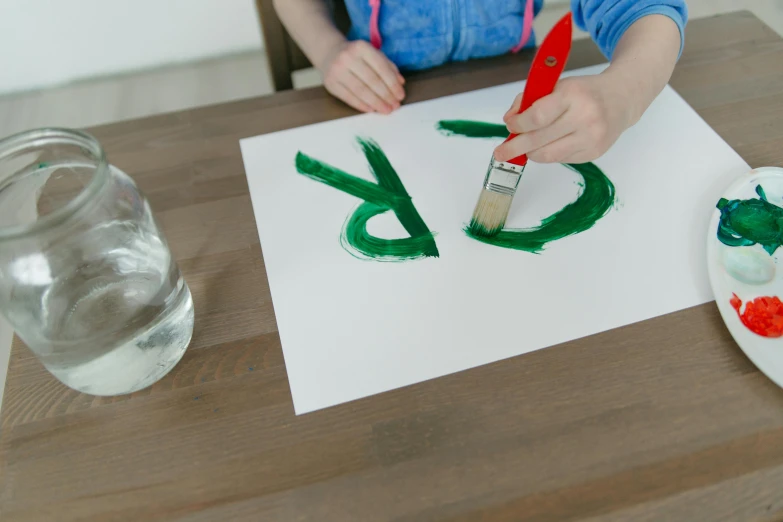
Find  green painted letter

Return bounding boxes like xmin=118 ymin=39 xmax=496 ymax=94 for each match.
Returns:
xmin=295 ymin=137 xmax=439 ymax=261
xmin=436 ymin=119 xmax=616 ymax=253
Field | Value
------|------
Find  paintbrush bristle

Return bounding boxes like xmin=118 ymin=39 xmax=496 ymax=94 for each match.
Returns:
xmin=469 ymin=188 xmax=513 ymax=237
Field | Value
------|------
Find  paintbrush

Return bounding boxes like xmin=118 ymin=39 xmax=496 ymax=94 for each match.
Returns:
xmin=469 ymin=12 xmax=574 ymax=237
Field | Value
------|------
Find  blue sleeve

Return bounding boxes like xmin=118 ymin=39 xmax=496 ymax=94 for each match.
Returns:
xmin=571 ymin=0 xmax=688 ymax=60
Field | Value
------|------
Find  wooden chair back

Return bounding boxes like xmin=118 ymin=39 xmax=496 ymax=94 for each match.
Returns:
xmin=255 ymin=0 xmax=351 ymax=91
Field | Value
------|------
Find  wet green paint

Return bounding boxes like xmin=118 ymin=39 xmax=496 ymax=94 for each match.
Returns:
xmin=717 ymin=184 xmax=783 ymax=255
xmin=466 ymin=162 xmax=615 ymax=253
xmin=436 ymin=119 xmax=616 ymax=253
xmin=295 ymin=138 xmax=439 ymax=261
xmin=435 ymin=120 xmax=508 ymax=139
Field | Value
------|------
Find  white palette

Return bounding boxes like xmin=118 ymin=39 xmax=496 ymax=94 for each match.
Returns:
xmin=708 ymin=167 xmax=783 ymax=390
xmin=240 ymin=64 xmax=749 ymax=414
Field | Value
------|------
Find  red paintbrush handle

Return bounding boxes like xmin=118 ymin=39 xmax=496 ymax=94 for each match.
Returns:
xmin=504 ymin=12 xmax=573 ymax=167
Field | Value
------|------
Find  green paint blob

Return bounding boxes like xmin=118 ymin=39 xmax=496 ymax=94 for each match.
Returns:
xmin=435 ymin=120 xmax=508 ymax=139
xmin=465 ymin=162 xmax=615 ymax=253
xmin=295 ymin=138 xmax=439 ymax=262
xmin=716 ymin=184 xmax=783 ymax=256
xmin=436 ymin=119 xmax=617 ymax=253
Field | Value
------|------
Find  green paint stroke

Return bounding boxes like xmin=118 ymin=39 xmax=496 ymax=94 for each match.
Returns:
xmin=435 ymin=120 xmax=508 ymax=139
xmin=466 ymin=162 xmax=615 ymax=253
xmin=717 ymin=184 xmax=783 ymax=256
xmin=295 ymin=137 xmax=439 ymax=262
xmin=436 ymin=119 xmax=616 ymax=253
xmin=435 ymin=120 xmax=615 ymax=253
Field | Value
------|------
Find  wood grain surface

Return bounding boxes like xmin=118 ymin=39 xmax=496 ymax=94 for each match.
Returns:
xmin=3 ymin=12 xmax=783 ymax=522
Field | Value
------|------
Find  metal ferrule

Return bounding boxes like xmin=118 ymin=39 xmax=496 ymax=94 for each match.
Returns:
xmin=482 ymin=158 xmax=525 ymax=196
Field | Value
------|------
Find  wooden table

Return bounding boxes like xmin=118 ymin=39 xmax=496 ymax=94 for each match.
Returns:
xmin=3 ymin=11 xmax=783 ymax=522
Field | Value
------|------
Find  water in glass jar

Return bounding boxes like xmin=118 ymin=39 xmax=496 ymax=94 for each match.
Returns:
xmin=12 ymin=219 xmax=194 ymax=396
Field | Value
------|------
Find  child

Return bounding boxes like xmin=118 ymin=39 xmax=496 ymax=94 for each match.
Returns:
xmin=274 ymin=0 xmax=687 ymax=164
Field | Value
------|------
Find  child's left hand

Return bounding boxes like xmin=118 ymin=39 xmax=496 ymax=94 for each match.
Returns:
xmin=494 ymin=72 xmax=639 ymax=164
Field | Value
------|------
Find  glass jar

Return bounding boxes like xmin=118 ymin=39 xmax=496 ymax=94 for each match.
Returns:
xmin=0 ymin=128 xmax=194 ymax=395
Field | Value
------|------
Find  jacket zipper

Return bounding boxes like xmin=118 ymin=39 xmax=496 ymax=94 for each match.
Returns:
xmin=450 ymin=0 xmax=461 ymax=58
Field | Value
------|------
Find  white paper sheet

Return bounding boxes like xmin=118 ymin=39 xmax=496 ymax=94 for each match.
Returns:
xmin=240 ymin=64 xmax=750 ymax=414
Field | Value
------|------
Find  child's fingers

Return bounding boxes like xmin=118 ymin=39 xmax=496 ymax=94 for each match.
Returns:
xmin=328 ymin=82 xmax=374 ymax=113
xmin=503 ymin=92 xmax=524 ymax=121
xmin=341 ymin=73 xmax=394 ymax=114
xmin=395 ymin=63 xmax=405 ymax=84
xmin=350 ymin=59 xmax=400 ymax=108
xmin=506 ymin=94 xmax=568 ymax=134
xmin=559 ymin=148 xmax=593 ymax=164
xmin=358 ymin=46 xmax=405 ymax=101
xmin=525 ymin=133 xmax=582 ymax=164
xmin=493 ymin=111 xmax=575 ymax=162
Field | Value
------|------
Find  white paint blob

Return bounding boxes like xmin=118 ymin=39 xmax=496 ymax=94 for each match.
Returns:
xmin=723 ymin=247 xmax=776 ymax=285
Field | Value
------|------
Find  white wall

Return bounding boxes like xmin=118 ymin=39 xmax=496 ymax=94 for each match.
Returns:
xmin=0 ymin=0 xmax=264 ymax=95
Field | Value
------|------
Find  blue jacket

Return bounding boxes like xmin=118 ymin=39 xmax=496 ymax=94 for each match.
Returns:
xmin=344 ymin=0 xmax=688 ymax=71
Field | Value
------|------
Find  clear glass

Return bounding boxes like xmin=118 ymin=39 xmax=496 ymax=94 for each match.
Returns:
xmin=0 ymin=128 xmax=194 ymax=395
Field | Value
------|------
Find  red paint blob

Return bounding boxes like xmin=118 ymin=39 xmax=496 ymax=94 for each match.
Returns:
xmin=730 ymin=293 xmax=783 ymax=338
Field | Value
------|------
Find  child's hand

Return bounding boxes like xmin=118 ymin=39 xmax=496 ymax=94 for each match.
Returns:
xmin=321 ymin=40 xmax=406 ymax=114
xmin=494 ymin=73 xmax=638 ymax=164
